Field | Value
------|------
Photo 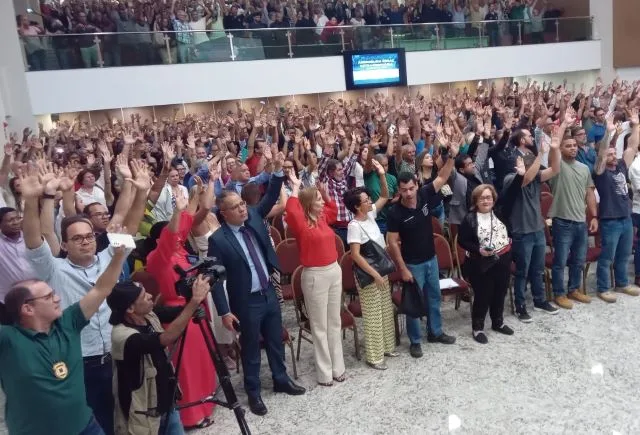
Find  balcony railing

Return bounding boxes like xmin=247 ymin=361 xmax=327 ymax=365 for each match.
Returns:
xmin=20 ymin=16 xmax=593 ymax=71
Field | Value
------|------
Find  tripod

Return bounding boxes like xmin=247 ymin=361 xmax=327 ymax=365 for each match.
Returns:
xmin=167 ymin=305 xmax=251 ymax=435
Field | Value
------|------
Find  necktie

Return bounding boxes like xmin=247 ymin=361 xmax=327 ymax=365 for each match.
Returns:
xmin=239 ymin=226 xmax=270 ymax=291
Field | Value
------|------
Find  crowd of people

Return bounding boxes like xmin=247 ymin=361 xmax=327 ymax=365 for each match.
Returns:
xmin=0 ymin=74 xmax=639 ymax=434
xmin=17 ymin=0 xmax=568 ymax=69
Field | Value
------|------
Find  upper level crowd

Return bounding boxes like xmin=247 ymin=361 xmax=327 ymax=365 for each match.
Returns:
xmin=1 ymin=74 xmax=639 ymax=435
xmin=18 ymin=0 xmax=570 ymax=68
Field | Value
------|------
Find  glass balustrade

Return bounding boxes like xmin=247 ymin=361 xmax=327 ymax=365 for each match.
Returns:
xmin=19 ymin=16 xmax=594 ymax=71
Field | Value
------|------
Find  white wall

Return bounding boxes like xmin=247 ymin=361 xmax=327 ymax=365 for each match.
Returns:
xmin=514 ymin=70 xmax=599 ymax=90
xmin=26 ymin=40 xmax=602 ymax=115
xmin=0 ymin=0 xmax=35 ymax=135
xmin=590 ymin=0 xmax=614 ymax=82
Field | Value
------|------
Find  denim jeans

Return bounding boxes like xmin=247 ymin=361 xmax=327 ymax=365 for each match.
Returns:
xmin=159 ymin=409 xmax=185 ymax=435
xmin=512 ymin=230 xmax=546 ymax=308
xmin=405 ymin=256 xmax=443 ymax=344
xmin=551 ymin=218 xmax=587 ymax=296
xmin=78 ymin=416 xmax=105 ymax=435
xmin=597 ymin=217 xmax=633 ymax=292
xmin=631 ymin=213 xmax=640 ymax=277
xmin=431 ymin=203 xmax=445 ymax=227
xmin=83 ymin=358 xmax=114 ymax=435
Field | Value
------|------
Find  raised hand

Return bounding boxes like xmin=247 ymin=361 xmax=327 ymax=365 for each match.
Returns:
xmin=563 ymin=108 xmax=577 ymax=126
xmin=316 ymin=181 xmax=329 ymax=200
xmin=371 ymin=159 xmax=385 ymax=175
xmin=4 ymin=142 xmax=13 ymax=156
xmin=630 ymin=107 xmax=639 ymax=126
xmin=605 ymin=113 xmax=616 ymax=133
xmin=287 ymin=167 xmax=301 ymax=188
xmin=514 ymin=156 xmax=526 ymax=176
xmin=99 ymin=142 xmax=112 ymax=163
xmin=115 ymin=154 xmax=132 ymax=179
xmin=59 ymin=166 xmax=77 ymax=192
xmin=129 ymin=159 xmax=152 ymax=191
xmin=19 ymin=164 xmax=45 ymax=199
xmin=273 ymin=151 xmax=285 ymax=172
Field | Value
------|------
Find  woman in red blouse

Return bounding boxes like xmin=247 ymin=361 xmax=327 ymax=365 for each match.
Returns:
xmin=285 ymin=172 xmax=346 ymax=386
xmin=146 ymin=189 xmax=217 ymax=429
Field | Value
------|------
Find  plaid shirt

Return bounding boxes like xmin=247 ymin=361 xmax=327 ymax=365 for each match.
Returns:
xmin=319 ymin=154 xmax=356 ymax=224
xmin=172 ymin=18 xmax=193 ymax=44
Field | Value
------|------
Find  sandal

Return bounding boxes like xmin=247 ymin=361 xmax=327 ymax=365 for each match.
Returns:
xmin=318 ymin=381 xmax=333 ymax=387
xmin=333 ymin=373 xmax=346 ymax=382
xmin=188 ymin=417 xmax=214 ymax=429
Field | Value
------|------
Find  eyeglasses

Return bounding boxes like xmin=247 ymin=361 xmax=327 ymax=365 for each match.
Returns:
xmin=90 ymin=212 xmax=110 ymax=218
xmin=25 ymin=290 xmax=56 ymax=303
xmin=69 ymin=233 xmax=96 ymax=244
xmin=223 ymin=201 xmax=247 ymax=212
xmin=283 ymin=165 xmax=295 ymax=170
xmin=478 ymin=195 xmax=494 ymax=202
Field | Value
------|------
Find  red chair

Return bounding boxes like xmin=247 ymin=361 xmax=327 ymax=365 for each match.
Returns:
xmin=232 ymin=328 xmax=298 ymax=379
xmin=335 ymin=233 xmax=346 ymax=257
xmin=431 ymin=216 xmax=443 ymax=235
xmin=269 ymin=225 xmax=282 ymax=247
xmin=541 ymin=182 xmax=551 ymax=194
xmin=291 ymin=265 xmax=361 ymax=360
xmin=272 ymin=214 xmax=285 ymax=240
xmin=340 ymin=253 xmax=361 ymax=317
xmin=275 ymin=239 xmax=300 ymax=301
xmin=434 ymin=233 xmax=469 ymax=310
xmin=540 ymin=192 xmax=554 ymax=219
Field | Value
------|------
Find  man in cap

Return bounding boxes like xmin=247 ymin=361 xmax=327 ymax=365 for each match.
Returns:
xmin=108 ymin=275 xmax=211 ymax=435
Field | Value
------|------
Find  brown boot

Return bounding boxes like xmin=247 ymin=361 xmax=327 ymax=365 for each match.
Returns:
xmin=554 ymin=295 xmax=573 ymax=310
xmin=568 ymin=290 xmax=592 ymax=304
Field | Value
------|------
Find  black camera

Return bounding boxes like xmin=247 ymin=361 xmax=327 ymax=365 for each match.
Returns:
xmin=174 ymin=257 xmax=226 ymax=301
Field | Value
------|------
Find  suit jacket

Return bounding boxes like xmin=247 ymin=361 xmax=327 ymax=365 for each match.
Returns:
xmin=208 ymin=173 xmax=284 ymax=318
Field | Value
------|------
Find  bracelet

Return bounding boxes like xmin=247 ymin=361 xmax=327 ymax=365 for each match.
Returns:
xmin=42 ymin=193 xmax=56 ymax=200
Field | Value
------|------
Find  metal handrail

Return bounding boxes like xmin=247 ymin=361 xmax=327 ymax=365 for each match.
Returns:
xmin=18 ymin=16 xmax=594 ymax=38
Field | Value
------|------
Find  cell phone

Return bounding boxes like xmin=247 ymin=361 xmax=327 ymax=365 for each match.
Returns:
xmin=232 ymin=320 xmax=241 ymax=332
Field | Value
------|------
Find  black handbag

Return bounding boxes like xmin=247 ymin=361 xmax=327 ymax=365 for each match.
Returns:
xmin=399 ymin=280 xmax=427 ymax=318
xmin=352 ymin=222 xmax=396 ymax=288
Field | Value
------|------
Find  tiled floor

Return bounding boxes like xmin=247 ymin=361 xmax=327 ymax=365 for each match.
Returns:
xmin=196 ymin=267 xmax=640 ymax=434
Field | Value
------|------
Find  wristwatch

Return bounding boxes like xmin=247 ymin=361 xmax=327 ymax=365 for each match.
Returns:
xmin=42 ymin=193 xmax=56 ymax=200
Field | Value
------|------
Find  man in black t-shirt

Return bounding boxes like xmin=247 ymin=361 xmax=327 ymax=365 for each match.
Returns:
xmin=387 ymin=139 xmax=459 ymax=358
xmin=592 ymin=110 xmax=640 ymax=303
xmin=108 ymin=275 xmax=211 ymax=434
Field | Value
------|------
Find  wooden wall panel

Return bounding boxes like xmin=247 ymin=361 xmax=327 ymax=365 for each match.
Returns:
xmin=613 ymin=0 xmax=640 ymax=68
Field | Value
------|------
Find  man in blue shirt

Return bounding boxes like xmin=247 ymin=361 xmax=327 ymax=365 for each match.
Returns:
xmin=574 ymin=125 xmax=596 ymax=173
xmin=587 ymin=107 xmax=607 ymax=146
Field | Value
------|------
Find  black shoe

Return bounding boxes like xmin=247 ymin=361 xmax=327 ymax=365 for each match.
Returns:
xmin=492 ymin=324 xmax=514 ymax=335
xmin=516 ymin=307 xmax=533 ymax=323
xmin=472 ymin=331 xmax=488 ymax=344
xmin=248 ymin=395 xmax=268 ymax=416
xmin=534 ymin=301 xmax=559 ymax=315
xmin=427 ymin=333 xmax=456 ymax=344
xmin=409 ymin=343 xmax=423 ymax=358
xmin=273 ymin=380 xmax=306 ymax=395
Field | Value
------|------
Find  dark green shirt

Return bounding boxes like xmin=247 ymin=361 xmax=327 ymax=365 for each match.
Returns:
xmin=0 ymin=302 xmax=91 ymax=435
xmin=364 ymin=171 xmax=398 ymax=222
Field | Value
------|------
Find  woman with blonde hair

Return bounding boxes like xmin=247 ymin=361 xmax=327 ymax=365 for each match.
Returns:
xmin=285 ymin=171 xmax=346 ymax=386
xmin=457 ymin=183 xmax=513 ymax=344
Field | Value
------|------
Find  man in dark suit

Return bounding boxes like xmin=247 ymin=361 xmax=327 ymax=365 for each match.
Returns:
xmin=208 ymin=151 xmax=305 ymax=416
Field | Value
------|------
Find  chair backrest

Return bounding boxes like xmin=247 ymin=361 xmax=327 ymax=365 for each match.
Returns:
xmin=385 ymin=247 xmax=402 ymax=283
xmin=269 ymin=225 xmax=282 ymax=247
xmin=540 ymin=192 xmax=554 ymax=219
xmin=335 ymin=233 xmax=346 ymax=258
xmin=339 ymin=252 xmax=357 ymax=294
xmin=433 ymin=233 xmax=454 ymax=274
xmin=431 ymin=216 xmax=443 ymax=235
xmin=275 ymin=238 xmax=300 ymax=275
xmin=272 ymin=214 xmax=285 ymax=240
xmin=284 ymin=225 xmax=295 ymax=240
xmin=291 ymin=265 xmax=307 ymax=323
xmin=449 ymin=223 xmax=459 ymax=247
xmin=543 ymin=220 xmax=553 ymax=249
xmin=453 ymin=234 xmax=466 ymax=274
xmin=541 ymin=182 xmax=551 ymax=194
xmin=130 ymin=269 xmax=161 ymax=300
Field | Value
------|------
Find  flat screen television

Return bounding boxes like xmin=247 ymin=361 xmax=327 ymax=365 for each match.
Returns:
xmin=343 ymin=49 xmax=407 ymax=90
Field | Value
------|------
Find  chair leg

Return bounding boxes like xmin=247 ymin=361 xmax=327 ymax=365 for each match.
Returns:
xmin=393 ymin=310 xmax=401 ymax=346
xmin=508 ymin=276 xmax=515 ymax=314
xmin=353 ymin=325 xmax=361 ymax=360
xmin=544 ymin=269 xmax=552 ymax=301
xmin=583 ymin=264 xmax=591 ymax=295
xmin=287 ymin=340 xmax=298 ymax=379
xmin=296 ymin=328 xmax=303 ymax=361
xmin=610 ymin=264 xmax=614 ymax=288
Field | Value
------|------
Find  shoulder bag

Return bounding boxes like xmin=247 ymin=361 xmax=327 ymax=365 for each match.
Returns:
xmin=352 ymin=221 xmax=396 ymax=288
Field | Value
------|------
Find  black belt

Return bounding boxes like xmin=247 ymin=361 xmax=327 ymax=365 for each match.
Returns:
xmin=83 ymin=353 xmax=111 ymax=365
xmin=250 ymin=288 xmax=269 ymax=296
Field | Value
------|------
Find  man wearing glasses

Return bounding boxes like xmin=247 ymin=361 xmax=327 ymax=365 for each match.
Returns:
xmin=20 ymin=164 xmax=151 ymax=435
xmin=0 ymin=247 xmax=127 ymax=435
xmin=209 ymin=151 xmax=305 ymax=417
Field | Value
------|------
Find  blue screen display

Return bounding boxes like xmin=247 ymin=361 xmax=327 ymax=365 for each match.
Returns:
xmin=351 ymin=52 xmax=401 ymax=87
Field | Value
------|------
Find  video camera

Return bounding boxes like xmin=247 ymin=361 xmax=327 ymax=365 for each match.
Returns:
xmin=173 ymin=257 xmax=226 ymax=301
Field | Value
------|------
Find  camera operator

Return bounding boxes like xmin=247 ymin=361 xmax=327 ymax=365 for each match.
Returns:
xmin=107 ymin=275 xmax=211 ymax=435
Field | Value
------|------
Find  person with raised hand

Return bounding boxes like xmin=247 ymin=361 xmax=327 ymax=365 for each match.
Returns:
xmin=548 ymin=109 xmax=598 ymax=309
xmin=592 ymin=108 xmax=640 ymax=303
xmin=0 ymin=243 xmax=127 ymax=435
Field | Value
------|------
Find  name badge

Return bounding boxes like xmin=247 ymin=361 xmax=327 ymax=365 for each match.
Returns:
xmin=53 ymin=361 xmax=68 ymax=380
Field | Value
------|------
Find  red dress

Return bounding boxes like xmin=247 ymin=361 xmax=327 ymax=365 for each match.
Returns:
xmin=146 ymin=211 xmax=217 ymax=426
